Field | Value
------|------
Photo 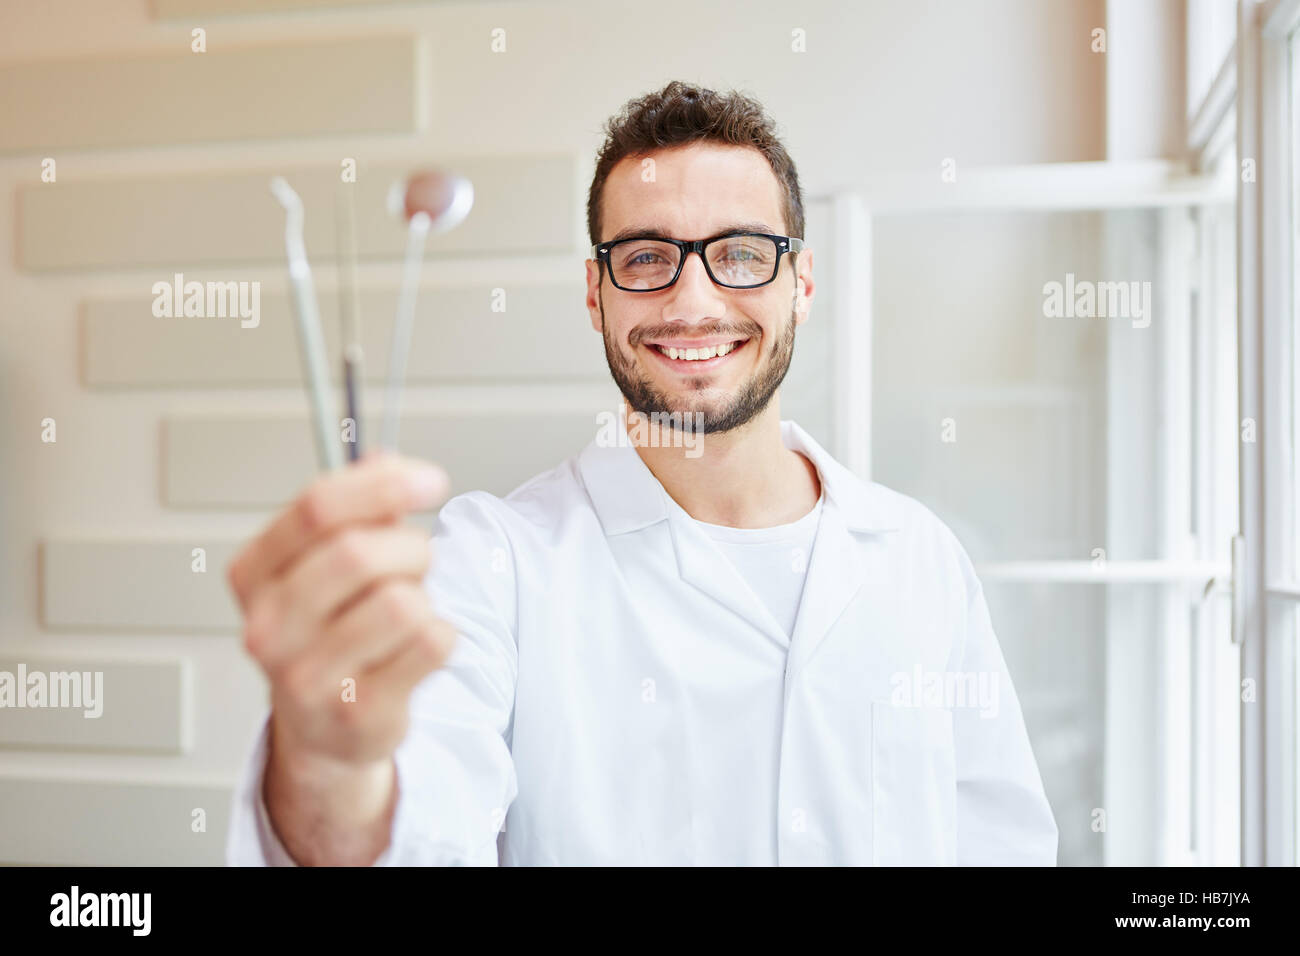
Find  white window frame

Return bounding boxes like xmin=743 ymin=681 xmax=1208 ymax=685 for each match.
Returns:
xmin=823 ymin=159 xmax=1235 ymax=865
xmin=817 ymin=0 xmax=1300 ymax=865
xmin=1237 ymin=0 xmax=1300 ymax=867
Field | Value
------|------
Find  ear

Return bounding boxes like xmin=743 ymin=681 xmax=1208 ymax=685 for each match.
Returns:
xmin=791 ymin=247 xmax=815 ymax=326
xmin=585 ymin=258 xmax=604 ymax=334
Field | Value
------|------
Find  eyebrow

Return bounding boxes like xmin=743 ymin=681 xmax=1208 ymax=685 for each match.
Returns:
xmin=605 ymin=221 xmax=779 ymax=244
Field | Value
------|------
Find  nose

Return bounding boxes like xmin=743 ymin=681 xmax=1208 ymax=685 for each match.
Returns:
xmin=662 ymin=250 xmax=725 ymax=323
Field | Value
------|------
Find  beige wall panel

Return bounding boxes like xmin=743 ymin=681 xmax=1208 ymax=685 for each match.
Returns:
xmin=0 ymin=656 xmax=190 ymax=753
xmin=0 ymin=777 xmax=228 ymax=865
xmin=164 ymin=412 xmax=598 ymax=507
xmin=43 ymin=539 xmax=239 ymax=631
xmin=0 ymin=35 xmax=420 ymax=153
xmin=19 ymin=154 xmax=578 ymax=271
xmin=82 ymin=282 xmax=603 ymax=386
xmin=154 ymin=0 xmax=406 ymax=14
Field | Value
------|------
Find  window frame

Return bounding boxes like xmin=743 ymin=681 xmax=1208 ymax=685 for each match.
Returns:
xmin=811 ymin=0 xmax=1300 ymax=865
xmin=821 ymin=166 xmax=1234 ymax=865
xmin=1237 ymin=0 xmax=1300 ymax=867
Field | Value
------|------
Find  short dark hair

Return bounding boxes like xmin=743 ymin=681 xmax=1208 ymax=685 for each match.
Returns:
xmin=586 ymin=81 xmax=805 ymax=248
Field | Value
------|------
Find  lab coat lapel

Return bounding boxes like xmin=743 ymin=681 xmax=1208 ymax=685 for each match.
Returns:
xmin=780 ymin=421 xmax=904 ymax=680
xmin=576 ymin=424 xmax=789 ymax=647
xmin=785 ymin=497 xmax=866 ymax=679
xmin=576 ymin=419 xmax=904 ymax=661
xmin=668 ymin=507 xmax=792 ymax=648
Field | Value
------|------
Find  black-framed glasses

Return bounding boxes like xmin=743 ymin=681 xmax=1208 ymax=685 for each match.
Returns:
xmin=591 ymin=232 xmax=805 ymax=292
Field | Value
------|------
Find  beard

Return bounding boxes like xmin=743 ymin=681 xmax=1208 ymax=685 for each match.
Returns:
xmin=598 ymin=286 xmax=798 ymax=436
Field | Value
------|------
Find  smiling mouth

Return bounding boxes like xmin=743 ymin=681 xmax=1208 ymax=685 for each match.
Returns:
xmin=647 ymin=338 xmax=750 ymax=364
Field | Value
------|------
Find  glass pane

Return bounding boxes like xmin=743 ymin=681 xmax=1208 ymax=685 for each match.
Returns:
xmin=983 ymin=579 xmax=1238 ymax=867
xmin=873 ymin=209 xmax=1164 ymax=562
xmin=872 ymin=205 xmax=1240 ymax=865
xmin=1187 ymin=0 xmax=1237 ymax=115
xmin=982 ymin=579 xmax=1105 ymax=866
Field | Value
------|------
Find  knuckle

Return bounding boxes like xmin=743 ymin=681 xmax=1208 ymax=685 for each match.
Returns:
xmin=241 ymin=593 xmax=278 ymax=662
xmin=330 ymin=528 xmax=373 ymax=580
xmin=379 ymin=582 xmax=423 ymax=633
xmin=375 ymin=469 xmax=411 ymax=516
xmin=296 ymin=485 xmax=331 ymax=536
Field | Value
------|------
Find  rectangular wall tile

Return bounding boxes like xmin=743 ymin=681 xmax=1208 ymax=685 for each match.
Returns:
xmin=82 ymin=282 xmax=604 ymax=387
xmin=0 ymin=35 xmax=419 ymax=153
xmin=154 ymin=0 xmax=400 ymax=15
xmin=0 ymin=657 xmax=190 ymax=753
xmin=164 ymin=412 xmax=599 ymax=507
xmin=19 ymin=154 xmax=577 ymax=271
xmin=0 ymin=777 xmax=227 ymax=865
xmin=43 ymin=540 xmax=240 ymax=632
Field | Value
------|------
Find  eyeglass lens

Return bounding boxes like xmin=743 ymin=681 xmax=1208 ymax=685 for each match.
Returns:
xmin=609 ymin=235 xmax=780 ymax=289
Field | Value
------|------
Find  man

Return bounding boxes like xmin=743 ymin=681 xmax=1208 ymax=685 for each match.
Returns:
xmin=226 ymin=81 xmax=1058 ymax=866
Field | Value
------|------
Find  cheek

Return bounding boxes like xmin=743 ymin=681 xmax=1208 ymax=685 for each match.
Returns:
xmin=607 ymin=312 xmax=647 ymax=348
xmin=756 ymin=305 xmax=777 ymax=330
xmin=610 ymin=320 xmax=636 ymax=347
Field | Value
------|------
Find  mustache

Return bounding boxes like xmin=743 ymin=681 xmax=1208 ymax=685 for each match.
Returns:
xmin=627 ymin=321 xmax=763 ymax=347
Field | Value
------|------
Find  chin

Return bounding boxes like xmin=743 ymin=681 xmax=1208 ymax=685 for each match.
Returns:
xmin=645 ymin=379 xmax=730 ymax=408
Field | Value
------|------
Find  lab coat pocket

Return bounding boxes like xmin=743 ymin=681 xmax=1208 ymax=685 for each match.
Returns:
xmin=870 ymin=699 xmax=957 ymax=866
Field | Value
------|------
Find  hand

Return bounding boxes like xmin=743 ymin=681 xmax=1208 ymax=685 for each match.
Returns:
xmin=228 ymin=452 xmax=455 ymax=768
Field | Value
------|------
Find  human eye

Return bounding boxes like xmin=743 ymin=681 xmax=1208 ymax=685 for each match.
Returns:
xmin=628 ymin=248 xmax=668 ymax=265
xmin=712 ymin=236 xmax=773 ymax=265
xmin=615 ymin=241 xmax=677 ymax=271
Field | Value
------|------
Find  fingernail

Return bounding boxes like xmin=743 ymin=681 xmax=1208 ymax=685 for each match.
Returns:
xmin=407 ymin=465 xmax=449 ymax=506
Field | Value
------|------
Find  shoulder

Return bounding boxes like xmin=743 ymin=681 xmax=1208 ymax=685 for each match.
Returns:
xmin=425 ymin=457 xmax=587 ymax=617
xmin=844 ymin=476 xmax=981 ymax=595
xmin=433 ymin=453 xmax=589 ymax=543
xmin=789 ymin=421 xmax=975 ymax=579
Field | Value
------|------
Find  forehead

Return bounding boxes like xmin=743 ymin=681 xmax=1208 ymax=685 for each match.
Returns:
xmin=601 ymin=142 xmax=785 ymax=239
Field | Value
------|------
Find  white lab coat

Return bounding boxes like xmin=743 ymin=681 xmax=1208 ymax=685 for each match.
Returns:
xmin=226 ymin=420 xmax=1058 ymax=866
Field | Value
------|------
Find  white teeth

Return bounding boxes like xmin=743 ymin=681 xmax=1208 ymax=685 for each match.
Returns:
xmin=657 ymin=341 xmax=740 ymax=361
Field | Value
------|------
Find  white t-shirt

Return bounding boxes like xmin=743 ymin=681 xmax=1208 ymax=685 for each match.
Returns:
xmin=691 ymin=492 xmax=824 ymax=641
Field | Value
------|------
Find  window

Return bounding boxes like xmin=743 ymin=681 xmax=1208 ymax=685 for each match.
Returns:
xmin=787 ymin=0 xmax=1300 ymax=866
xmin=801 ymin=169 xmax=1235 ymax=865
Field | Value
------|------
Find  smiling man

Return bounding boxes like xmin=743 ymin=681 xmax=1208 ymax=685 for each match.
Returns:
xmin=226 ymin=81 xmax=1058 ymax=866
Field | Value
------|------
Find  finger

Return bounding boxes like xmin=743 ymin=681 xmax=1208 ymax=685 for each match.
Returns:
xmin=311 ymin=579 xmax=436 ymax=684
xmin=228 ymin=454 xmax=447 ymax=610
xmin=360 ymin=613 xmax=457 ymax=702
xmin=247 ymin=525 xmax=434 ymax=673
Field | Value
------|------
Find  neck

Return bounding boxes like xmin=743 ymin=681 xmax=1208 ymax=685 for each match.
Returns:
xmin=626 ymin=397 xmax=821 ymax=528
